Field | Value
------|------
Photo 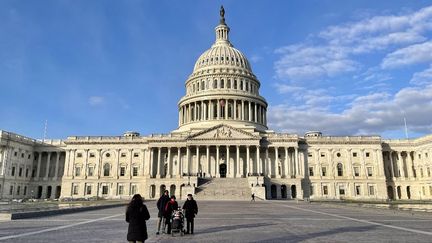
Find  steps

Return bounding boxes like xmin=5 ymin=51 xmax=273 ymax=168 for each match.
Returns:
xmin=194 ymin=178 xmax=252 ymax=200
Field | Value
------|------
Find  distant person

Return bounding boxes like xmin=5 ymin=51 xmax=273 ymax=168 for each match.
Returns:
xmin=251 ymin=193 xmax=255 ymax=201
xmin=183 ymin=194 xmax=198 ymax=234
xmin=126 ymin=194 xmax=150 ymax=243
xmin=164 ymin=195 xmax=179 ymax=234
xmin=156 ymin=190 xmax=170 ymax=234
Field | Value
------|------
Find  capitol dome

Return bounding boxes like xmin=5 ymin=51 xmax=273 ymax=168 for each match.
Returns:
xmin=174 ymin=7 xmax=268 ymax=133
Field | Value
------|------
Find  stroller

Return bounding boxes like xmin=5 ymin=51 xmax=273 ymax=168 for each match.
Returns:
xmin=170 ymin=208 xmax=185 ymax=236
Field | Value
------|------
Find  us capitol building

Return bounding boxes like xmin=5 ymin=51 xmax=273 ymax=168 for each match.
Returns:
xmin=1 ymin=9 xmax=432 ymax=202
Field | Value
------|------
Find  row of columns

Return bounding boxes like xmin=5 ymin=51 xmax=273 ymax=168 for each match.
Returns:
xmin=187 ymin=77 xmax=258 ymax=96
xmin=35 ymin=151 xmax=62 ymax=180
xmin=149 ymin=146 xmax=301 ymax=178
xmin=179 ymin=99 xmax=267 ymax=126
xmin=387 ymin=150 xmax=417 ymax=179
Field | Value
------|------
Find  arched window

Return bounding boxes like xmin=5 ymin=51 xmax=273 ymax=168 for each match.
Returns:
xmin=234 ymin=80 xmax=237 ymax=89
xmin=337 ymin=163 xmax=343 ymax=176
xmin=227 ymin=79 xmax=231 ymax=89
xmin=201 ymin=81 xmax=205 ymax=90
xmin=213 ymin=79 xmax=217 ymax=89
xmin=220 ymin=79 xmax=224 ymax=89
xmin=103 ymin=163 xmax=110 ymax=176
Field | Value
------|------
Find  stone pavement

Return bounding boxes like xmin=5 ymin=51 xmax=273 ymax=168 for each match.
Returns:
xmin=0 ymin=200 xmax=431 ymax=242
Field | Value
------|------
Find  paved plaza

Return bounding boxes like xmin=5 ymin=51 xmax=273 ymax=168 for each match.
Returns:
xmin=0 ymin=200 xmax=431 ymax=242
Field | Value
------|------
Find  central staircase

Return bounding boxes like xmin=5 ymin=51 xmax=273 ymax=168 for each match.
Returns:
xmin=194 ymin=178 xmax=252 ymax=200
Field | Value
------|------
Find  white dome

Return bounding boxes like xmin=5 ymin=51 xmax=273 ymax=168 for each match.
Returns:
xmin=193 ymin=45 xmax=252 ymax=72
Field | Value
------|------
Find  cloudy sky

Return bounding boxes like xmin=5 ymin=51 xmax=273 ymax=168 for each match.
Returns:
xmin=1 ymin=0 xmax=432 ymax=139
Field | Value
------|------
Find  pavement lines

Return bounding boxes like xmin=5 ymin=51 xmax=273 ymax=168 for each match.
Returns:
xmin=0 ymin=213 xmax=123 ymax=241
xmin=272 ymin=202 xmax=432 ymax=236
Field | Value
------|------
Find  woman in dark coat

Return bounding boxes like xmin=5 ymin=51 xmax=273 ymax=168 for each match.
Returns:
xmin=163 ymin=195 xmax=178 ymax=234
xmin=126 ymin=194 xmax=151 ymax=243
xmin=182 ymin=194 xmax=198 ymax=234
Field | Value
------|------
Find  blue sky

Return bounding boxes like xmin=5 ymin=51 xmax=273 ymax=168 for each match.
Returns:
xmin=1 ymin=0 xmax=432 ymax=139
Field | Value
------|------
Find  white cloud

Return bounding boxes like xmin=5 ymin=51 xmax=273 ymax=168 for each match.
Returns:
xmin=381 ymin=41 xmax=432 ymax=68
xmin=88 ymin=96 xmax=105 ymax=106
xmin=410 ymin=64 xmax=432 ymax=85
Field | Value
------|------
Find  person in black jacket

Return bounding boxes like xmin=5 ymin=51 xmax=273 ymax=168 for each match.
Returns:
xmin=126 ymin=194 xmax=150 ymax=243
xmin=156 ymin=190 xmax=169 ymax=234
xmin=182 ymin=194 xmax=198 ymax=234
xmin=164 ymin=195 xmax=179 ymax=234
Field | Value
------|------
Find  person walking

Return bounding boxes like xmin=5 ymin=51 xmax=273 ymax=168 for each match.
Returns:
xmin=164 ymin=195 xmax=179 ymax=234
xmin=156 ymin=190 xmax=170 ymax=235
xmin=251 ymin=193 xmax=255 ymax=201
xmin=182 ymin=194 xmax=198 ymax=234
xmin=126 ymin=194 xmax=150 ymax=243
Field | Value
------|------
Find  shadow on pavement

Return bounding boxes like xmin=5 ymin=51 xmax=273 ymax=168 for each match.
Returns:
xmin=197 ymin=222 xmax=276 ymax=235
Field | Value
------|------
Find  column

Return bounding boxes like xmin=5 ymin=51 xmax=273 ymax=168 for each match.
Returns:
xmin=284 ymin=147 xmax=289 ymax=178
xmin=225 ymin=99 xmax=228 ymax=119
xmin=196 ymin=146 xmax=200 ymax=176
xmin=226 ymin=145 xmax=230 ymax=177
xmin=256 ymin=146 xmax=261 ymax=175
xmin=149 ymin=148 xmax=154 ymax=177
xmin=186 ymin=146 xmax=190 ymax=176
xmin=266 ymin=148 xmax=271 ymax=177
xmin=248 ymin=101 xmax=252 ymax=121
xmin=254 ymin=103 xmax=257 ymax=123
xmin=177 ymin=147 xmax=182 ymax=177
xmin=54 ymin=152 xmax=60 ymax=179
xmin=129 ymin=149 xmax=133 ymax=179
xmin=389 ymin=151 xmax=395 ymax=178
xmin=44 ymin=152 xmax=52 ymax=179
xmin=217 ymin=99 xmax=220 ymax=119
xmin=233 ymin=100 xmax=237 ymax=120
xmin=36 ymin=152 xmax=42 ymax=179
xmin=141 ymin=149 xmax=146 ymax=176
xmin=216 ymin=146 xmax=220 ymax=177
xmin=407 ymin=151 xmax=413 ymax=178
xmin=275 ymin=147 xmax=279 ymax=178
xmin=246 ymin=146 xmax=250 ymax=177
xmin=209 ymin=100 xmax=213 ymax=119
xmin=156 ymin=148 xmax=161 ymax=178
xmin=398 ymin=151 xmax=405 ymax=178
xmin=237 ymin=146 xmax=241 ymax=177
xmin=167 ymin=147 xmax=172 ymax=178
xmin=241 ymin=100 xmax=245 ymax=120
xmin=206 ymin=146 xmax=210 ymax=177
xmin=294 ymin=147 xmax=299 ymax=176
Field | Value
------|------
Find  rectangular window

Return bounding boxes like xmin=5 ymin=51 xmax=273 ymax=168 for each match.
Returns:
xmin=131 ymin=184 xmax=137 ymax=195
xmin=17 ymin=186 xmax=21 ymax=195
xmin=32 ymin=169 xmax=36 ymax=178
xmin=308 ymin=153 xmax=312 ymax=157
xmin=353 ymin=152 xmax=357 ymax=157
xmin=323 ymin=185 xmax=328 ymax=195
xmin=120 ymin=167 xmax=126 ymax=176
xmin=14 ymin=151 xmax=17 ymax=156
xmin=118 ymin=185 xmax=124 ymax=195
xmin=133 ymin=153 xmax=139 ymax=158
xmin=11 ymin=167 xmax=16 ymax=176
xmin=133 ymin=167 xmax=138 ymax=177
xmin=310 ymin=185 xmax=314 ymax=196
xmin=19 ymin=167 xmax=23 ymax=177
xmin=73 ymin=185 xmax=79 ymax=195
xmin=88 ymin=167 xmax=94 ymax=177
xmin=28 ymin=154 xmax=31 ymax=159
xmin=354 ymin=167 xmax=360 ymax=177
xmin=86 ymin=185 xmax=92 ymax=195
xmin=77 ymin=153 xmax=82 ymax=158
xmin=25 ymin=168 xmax=29 ymax=177
xmin=367 ymin=167 xmax=373 ymax=177
xmin=429 ymin=186 xmax=432 ymax=196
xmin=366 ymin=152 xmax=370 ymax=157
xmin=75 ymin=167 xmax=81 ymax=176
xmin=10 ymin=186 xmax=14 ymax=195
xmin=21 ymin=153 xmax=24 ymax=158
xmin=339 ymin=186 xmax=345 ymax=195
xmin=121 ymin=153 xmax=126 ymax=157
xmin=355 ymin=185 xmax=361 ymax=196
xmin=321 ymin=153 xmax=325 ymax=157
xmin=369 ymin=185 xmax=375 ymax=196
xmin=309 ymin=167 xmax=314 ymax=176
xmin=89 ymin=153 xmax=95 ymax=158
xmin=321 ymin=167 xmax=327 ymax=177
xmin=102 ymin=186 xmax=109 ymax=195
xmin=24 ymin=186 xmax=27 ymax=195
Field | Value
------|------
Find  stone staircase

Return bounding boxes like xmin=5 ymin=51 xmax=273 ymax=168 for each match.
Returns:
xmin=194 ymin=178 xmax=252 ymax=200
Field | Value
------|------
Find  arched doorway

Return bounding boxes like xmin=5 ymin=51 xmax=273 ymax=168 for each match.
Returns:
xmin=291 ymin=185 xmax=297 ymax=199
xmin=55 ymin=186 xmax=61 ymax=199
xmin=170 ymin=185 xmax=176 ymax=197
xmin=387 ymin=186 xmax=394 ymax=200
xmin=37 ymin=186 xmax=43 ymax=199
xmin=271 ymin=185 xmax=277 ymax=199
xmin=150 ymin=185 xmax=156 ymax=199
xmin=397 ymin=186 xmax=402 ymax=199
xmin=46 ymin=186 xmax=52 ymax=199
xmin=281 ymin=185 xmax=287 ymax=199
xmin=160 ymin=185 xmax=166 ymax=197
xmin=406 ymin=186 xmax=411 ymax=199
xmin=219 ymin=164 xmax=227 ymax=178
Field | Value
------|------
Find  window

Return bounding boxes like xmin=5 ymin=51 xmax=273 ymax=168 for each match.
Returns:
xmin=77 ymin=153 xmax=82 ymax=158
xmin=75 ymin=167 xmax=81 ymax=177
xmin=321 ymin=153 xmax=325 ymax=157
xmin=89 ymin=153 xmax=95 ymax=158
xmin=14 ymin=151 xmax=17 ymax=156
xmin=367 ymin=167 xmax=373 ymax=177
xmin=105 ymin=153 xmax=111 ymax=158
xmin=366 ymin=152 xmax=370 ymax=157
xmin=133 ymin=167 xmax=138 ymax=177
xmin=10 ymin=186 xmax=14 ymax=195
xmin=25 ymin=168 xmax=29 ymax=177
xmin=134 ymin=153 xmax=139 ymax=158
xmin=11 ymin=167 xmax=15 ymax=176
xmin=88 ymin=167 xmax=94 ymax=177
xmin=337 ymin=153 xmax=341 ymax=157
xmin=323 ymin=185 xmax=328 ymax=195
xmin=428 ymin=168 xmax=431 ymax=177
xmin=354 ymin=167 xmax=360 ymax=177
xmin=17 ymin=186 xmax=21 ymax=195
xmin=24 ymin=186 xmax=27 ymax=195
xmin=322 ymin=167 xmax=327 ymax=176
xmin=310 ymin=185 xmax=314 ymax=196
xmin=121 ymin=153 xmax=126 ymax=157
xmin=339 ymin=186 xmax=345 ymax=195
xmin=120 ymin=167 xmax=126 ymax=177
xmin=131 ymin=184 xmax=137 ymax=195
xmin=73 ymin=184 xmax=79 ymax=195
xmin=102 ymin=185 xmax=109 ymax=195
xmin=86 ymin=185 xmax=92 ymax=195
xmin=118 ymin=184 xmax=124 ymax=195
xmin=19 ymin=167 xmax=23 ymax=177
xmin=309 ymin=167 xmax=314 ymax=176
xmin=337 ymin=163 xmax=343 ymax=176
xmin=308 ymin=153 xmax=312 ymax=157
xmin=353 ymin=152 xmax=357 ymax=157
xmin=355 ymin=185 xmax=361 ymax=196
xmin=103 ymin=164 xmax=110 ymax=176
xmin=28 ymin=154 xmax=31 ymax=159
xmin=369 ymin=185 xmax=375 ymax=196
xmin=21 ymin=153 xmax=24 ymax=158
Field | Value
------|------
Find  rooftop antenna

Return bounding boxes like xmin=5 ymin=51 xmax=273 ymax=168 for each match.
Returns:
xmin=404 ymin=117 xmax=409 ymax=139
xmin=43 ymin=120 xmax=48 ymax=142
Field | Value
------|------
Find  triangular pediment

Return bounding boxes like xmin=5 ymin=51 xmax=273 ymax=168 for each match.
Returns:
xmin=187 ymin=124 xmax=260 ymax=140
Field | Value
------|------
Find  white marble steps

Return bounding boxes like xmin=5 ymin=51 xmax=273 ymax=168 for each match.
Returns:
xmin=195 ymin=178 xmax=252 ymax=200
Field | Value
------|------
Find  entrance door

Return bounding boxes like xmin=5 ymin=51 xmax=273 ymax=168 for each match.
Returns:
xmin=220 ymin=164 xmax=227 ymax=178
